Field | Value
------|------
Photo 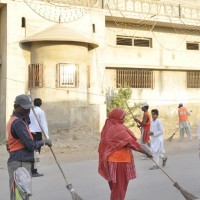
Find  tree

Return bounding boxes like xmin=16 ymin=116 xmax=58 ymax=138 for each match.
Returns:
xmin=106 ymin=87 xmax=141 ymax=127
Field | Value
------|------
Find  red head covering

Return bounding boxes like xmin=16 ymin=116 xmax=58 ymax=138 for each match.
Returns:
xmin=107 ymin=107 xmax=125 ymax=124
xmin=98 ymin=108 xmax=140 ymax=180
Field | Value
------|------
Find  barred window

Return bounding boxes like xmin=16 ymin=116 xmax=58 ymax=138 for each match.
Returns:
xmin=186 ymin=42 xmax=199 ymax=50
xmin=116 ymin=37 xmax=132 ymax=46
xmin=134 ymin=38 xmax=151 ymax=47
xmin=116 ymin=35 xmax=152 ymax=47
xmin=28 ymin=63 xmax=43 ymax=88
xmin=116 ymin=69 xmax=153 ymax=88
xmin=187 ymin=71 xmax=200 ymax=88
xmin=57 ymin=63 xmax=79 ymax=88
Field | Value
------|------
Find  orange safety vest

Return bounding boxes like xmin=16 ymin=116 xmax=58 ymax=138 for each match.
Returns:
xmin=7 ymin=116 xmax=33 ymax=152
xmin=142 ymin=112 xmax=151 ymax=143
xmin=178 ymin=107 xmax=188 ymax=122
xmin=143 ymin=112 xmax=151 ymax=126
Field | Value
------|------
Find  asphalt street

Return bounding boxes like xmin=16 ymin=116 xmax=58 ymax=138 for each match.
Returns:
xmin=1 ymin=141 xmax=200 ymax=200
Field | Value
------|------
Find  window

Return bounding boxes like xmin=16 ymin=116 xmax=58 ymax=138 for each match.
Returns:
xmin=28 ymin=63 xmax=43 ymax=88
xmin=134 ymin=38 xmax=151 ymax=47
xmin=187 ymin=71 xmax=200 ymax=88
xmin=116 ymin=37 xmax=132 ymax=46
xmin=57 ymin=63 xmax=79 ymax=87
xmin=186 ymin=42 xmax=199 ymax=50
xmin=116 ymin=35 xmax=152 ymax=47
xmin=116 ymin=69 xmax=153 ymax=88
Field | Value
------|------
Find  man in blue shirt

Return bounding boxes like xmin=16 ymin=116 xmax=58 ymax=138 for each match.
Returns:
xmin=7 ymin=94 xmax=52 ymax=200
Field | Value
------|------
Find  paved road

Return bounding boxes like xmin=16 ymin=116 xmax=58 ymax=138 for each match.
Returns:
xmin=0 ymin=141 xmax=200 ymax=200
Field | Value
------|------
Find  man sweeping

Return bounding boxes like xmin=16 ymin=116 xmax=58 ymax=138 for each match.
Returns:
xmin=7 ymin=94 xmax=52 ymax=200
xmin=178 ymin=103 xmax=192 ymax=142
xmin=134 ymin=103 xmax=151 ymax=159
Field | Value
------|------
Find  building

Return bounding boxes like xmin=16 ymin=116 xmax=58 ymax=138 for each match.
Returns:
xmin=104 ymin=0 xmax=200 ymax=128
xmin=0 ymin=0 xmax=200 ymax=138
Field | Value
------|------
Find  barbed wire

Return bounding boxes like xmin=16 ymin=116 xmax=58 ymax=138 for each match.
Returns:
xmin=104 ymin=0 xmax=200 ymax=50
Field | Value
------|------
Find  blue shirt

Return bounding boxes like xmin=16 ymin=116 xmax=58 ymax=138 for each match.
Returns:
xmin=8 ymin=111 xmax=44 ymax=163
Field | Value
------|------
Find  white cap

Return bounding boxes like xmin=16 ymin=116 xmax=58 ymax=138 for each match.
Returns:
xmin=141 ymin=103 xmax=149 ymax=108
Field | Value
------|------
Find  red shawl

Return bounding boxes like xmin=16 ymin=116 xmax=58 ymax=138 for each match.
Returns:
xmin=98 ymin=108 xmax=141 ymax=180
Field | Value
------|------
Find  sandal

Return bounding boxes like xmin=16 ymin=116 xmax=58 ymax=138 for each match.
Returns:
xmin=162 ymin=157 xmax=168 ymax=167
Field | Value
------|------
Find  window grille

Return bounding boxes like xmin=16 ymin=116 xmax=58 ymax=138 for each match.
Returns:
xmin=187 ymin=71 xmax=200 ymax=88
xmin=134 ymin=38 xmax=151 ymax=47
xmin=117 ymin=37 xmax=132 ymax=46
xmin=116 ymin=69 xmax=153 ymax=88
xmin=116 ymin=35 xmax=152 ymax=47
xmin=28 ymin=63 xmax=43 ymax=88
xmin=186 ymin=42 xmax=199 ymax=50
xmin=57 ymin=63 xmax=79 ymax=88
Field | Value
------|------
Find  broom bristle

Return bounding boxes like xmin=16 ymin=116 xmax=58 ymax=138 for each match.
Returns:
xmin=174 ymin=182 xmax=199 ymax=200
xmin=167 ymin=128 xmax=179 ymax=142
xmin=167 ymin=134 xmax=175 ymax=141
xmin=179 ymin=188 xmax=199 ymax=200
xmin=66 ymin=184 xmax=84 ymax=200
xmin=70 ymin=190 xmax=84 ymax=200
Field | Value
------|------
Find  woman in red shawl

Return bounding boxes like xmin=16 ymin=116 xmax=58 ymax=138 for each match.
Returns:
xmin=98 ymin=108 xmax=152 ymax=200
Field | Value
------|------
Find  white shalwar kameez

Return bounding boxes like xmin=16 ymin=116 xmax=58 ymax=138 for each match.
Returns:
xmin=150 ymin=118 xmax=165 ymax=165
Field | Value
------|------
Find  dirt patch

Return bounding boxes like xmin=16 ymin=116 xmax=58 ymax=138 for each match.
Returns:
xmin=41 ymin=127 xmax=100 ymax=162
xmin=1 ymin=125 xmax=198 ymax=164
xmin=41 ymin=125 xmax=199 ymax=162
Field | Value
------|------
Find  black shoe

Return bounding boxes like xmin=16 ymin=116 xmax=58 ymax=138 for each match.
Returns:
xmin=32 ymin=172 xmax=44 ymax=177
xmin=162 ymin=157 xmax=168 ymax=167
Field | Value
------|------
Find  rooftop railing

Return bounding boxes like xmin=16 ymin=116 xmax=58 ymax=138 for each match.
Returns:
xmin=104 ymin=0 xmax=200 ymax=24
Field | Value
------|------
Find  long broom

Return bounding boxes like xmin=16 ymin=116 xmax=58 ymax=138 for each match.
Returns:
xmin=167 ymin=127 xmax=179 ymax=142
xmin=125 ymin=101 xmax=150 ymax=148
xmin=125 ymin=101 xmax=140 ymax=129
xmin=125 ymin=103 xmax=199 ymax=200
xmin=31 ymin=107 xmax=83 ymax=200
xmin=143 ymin=145 xmax=199 ymax=200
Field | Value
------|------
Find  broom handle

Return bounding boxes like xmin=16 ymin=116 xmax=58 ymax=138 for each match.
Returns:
xmin=31 ymin=107 xmax=69 ymax=185
xmin=125 ymin=102 xmax=141 ymax=129
xmin=168 ymin=127 xmax=179 ymax=139
xmin=125 ymin=103 xmax=176 ymax=184
xmin=125 ymin=101 xmax=135 ymax=119
xmin=149 ymin=158 xmax=175 ymax=184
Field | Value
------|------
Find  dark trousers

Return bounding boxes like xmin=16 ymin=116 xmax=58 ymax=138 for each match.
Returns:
xmin=31 ymin=132 xmax=42 ymax=173
xmin=8 ymin=161 xmax=31 ymax=200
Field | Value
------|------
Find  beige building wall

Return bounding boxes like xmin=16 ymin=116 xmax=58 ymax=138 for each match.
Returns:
xmin=1 ymin=0 xmax=200 ymax=138
xmin=0 ymin=1 xmax=107 ymax=137
xmin=29 ymin=42 xmax=99 ymax=131
xmin=0 ymin=4 xmax=7 ymax=138
xmin=104 ymin=23 xmax=200 ymax=129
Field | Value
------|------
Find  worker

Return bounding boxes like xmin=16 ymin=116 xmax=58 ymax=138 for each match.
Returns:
xmin=178 ymin=103 xmax=192 ymax=141
xmin=7 ymin=94 xmax=52 ymax=200
xmin=134 ymin=102 xmax=151 ymax=159
xmin=98 ymin=108 xmax=152 ymax=200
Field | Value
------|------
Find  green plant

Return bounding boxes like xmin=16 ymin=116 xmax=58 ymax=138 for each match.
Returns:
xmin=106 ymin=87 xmax=141 ymax=127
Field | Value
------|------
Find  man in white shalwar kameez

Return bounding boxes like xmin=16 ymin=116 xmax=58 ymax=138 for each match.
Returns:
xmin=149 ymin=109 xmax=167 ymax=170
